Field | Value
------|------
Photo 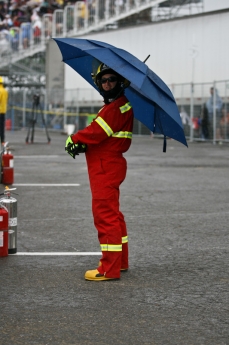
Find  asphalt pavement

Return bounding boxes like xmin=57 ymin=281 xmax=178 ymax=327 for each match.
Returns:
xmin=0 ymin=129 xmax=228 ymax=345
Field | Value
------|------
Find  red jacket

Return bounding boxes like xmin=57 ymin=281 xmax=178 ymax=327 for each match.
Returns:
xmin=71 ymin=94 xmax=133 ymax=155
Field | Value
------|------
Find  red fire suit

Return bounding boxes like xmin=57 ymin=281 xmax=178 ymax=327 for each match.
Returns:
xmin=71 ymin=94 xmax=133 ymax=278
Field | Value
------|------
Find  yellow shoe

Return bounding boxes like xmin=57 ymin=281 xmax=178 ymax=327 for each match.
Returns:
xmin=85 ymin=269 xmax=118 ymax=281
xmin=98 ymin=260 xmax=128 ymax=272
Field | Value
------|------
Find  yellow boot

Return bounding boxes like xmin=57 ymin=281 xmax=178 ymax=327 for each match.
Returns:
xmin=84 ymin=269 xmax=118 ymax=281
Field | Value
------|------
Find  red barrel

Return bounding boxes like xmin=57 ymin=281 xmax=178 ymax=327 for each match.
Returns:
xmin=0 ymin=205 xmax=8 ymax=257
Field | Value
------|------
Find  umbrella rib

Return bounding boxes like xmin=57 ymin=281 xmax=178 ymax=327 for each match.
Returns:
xmin=108 ymin=48 xmax=148 ymax=75
xmin=63 ymin=53 xmax=89 ymax=62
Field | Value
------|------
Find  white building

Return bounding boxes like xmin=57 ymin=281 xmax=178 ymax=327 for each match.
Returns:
xmin=63 ymin=2 xmax=229 ymax=95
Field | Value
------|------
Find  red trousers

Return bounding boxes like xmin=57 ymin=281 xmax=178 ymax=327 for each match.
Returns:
xmin=86 ymin=151 xmax=128 ymax=278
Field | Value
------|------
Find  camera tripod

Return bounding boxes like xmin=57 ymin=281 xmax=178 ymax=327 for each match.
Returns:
xmin=25 ymin=94 xmax=51 ymax=144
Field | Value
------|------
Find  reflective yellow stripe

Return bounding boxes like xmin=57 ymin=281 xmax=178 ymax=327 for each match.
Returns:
xmin=112 ymin=131 xmax=132 ymax=139
xmin=119 ymin=102 xmax=132 ymax=113
xmin=95 ymin=116 xmax=114 ymax=136
xmin=100 ymin=244 xmax=122 ymax=252
xmin=122 ymin=236 xmax=128 ymax=244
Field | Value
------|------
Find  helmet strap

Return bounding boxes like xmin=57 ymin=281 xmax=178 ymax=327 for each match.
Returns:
xmin=101 ymin=80 xmax=125 ymax=103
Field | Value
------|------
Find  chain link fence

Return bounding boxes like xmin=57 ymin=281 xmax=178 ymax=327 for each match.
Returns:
xmin=172 ymin=80 xmax=229 ymax=143
xmin=5 ymin=80 xmax=229 ymax=142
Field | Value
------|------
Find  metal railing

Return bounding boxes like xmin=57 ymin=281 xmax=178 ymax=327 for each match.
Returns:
xmin=0 ymin=0 xmax=171 ymax=66
xmin=5 ymin=80 xmax=229 ymax=143
xmin=172 ymin=80 xmax=229 ymax=144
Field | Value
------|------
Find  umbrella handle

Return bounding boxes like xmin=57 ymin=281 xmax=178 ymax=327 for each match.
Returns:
xmin=163 ymin=136 xmax=167 ymax=153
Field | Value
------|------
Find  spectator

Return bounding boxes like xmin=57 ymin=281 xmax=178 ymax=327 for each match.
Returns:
xmin=219 ymin=106 xmax=229 ymax=140
xmin=200 ymin=103 xmax=209 ymax=140
xmin=77 ymin=1 xmax=88 ymax=29
xmin=21 ymin=22 xmax=31 ymax=48
xmin=0 ymin=21 xmax=10 ymax=54
xmin=12 ymin=14 xmax=21 ymax=27
xmin=9 ymin=26 xmax=19 ymax=50
xmin=4 ymin=14 xmax=13 ymax=27
xmin=0 ymin=1 xmax=6 ymax=21
xmin=31 ymin=9 xmax=41 ymax=44
xmin=206 ymin=86 xmax=223 ymax=139
xmin=88 ymin=0 xmax=96 ymax=23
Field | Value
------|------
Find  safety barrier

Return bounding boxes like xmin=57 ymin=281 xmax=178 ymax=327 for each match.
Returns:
xmin=172 ymin=80 xmax=229 ymax=143
xmin=5 ymin=80 xmax=229 ymax=142
xmin=6 ymin=87 xmax=151 ymax=135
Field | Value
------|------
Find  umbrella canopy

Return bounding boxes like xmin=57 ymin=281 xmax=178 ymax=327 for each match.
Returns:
xmin=54 ymin=38 xmax=187 ymax=149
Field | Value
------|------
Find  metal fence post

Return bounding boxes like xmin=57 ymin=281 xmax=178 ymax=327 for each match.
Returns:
xmin=95 ymin=0 xmax=99 ymax=26
xmin=22 ymin=89 xmax=26 ymax=128
xmin=76 ymin=89 xmax=79 ymax=131
xmin=213 ymin=81 xmax=216 ymax=144
xmin=11 ymin=98 xmax=14 ymax=132
xmin=223 ymin=81 xmax=228 ymax=140
xmin=190 ymin=82 xmax=194 ymax=142
xmin=64 ymin=88 xmax=67 ymax=130
xmin=44 ymin=91 xmax=48 ymax=126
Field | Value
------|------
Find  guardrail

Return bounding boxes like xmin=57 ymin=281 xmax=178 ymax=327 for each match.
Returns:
xmin=0 ymin=0 xmax=168 ymax=67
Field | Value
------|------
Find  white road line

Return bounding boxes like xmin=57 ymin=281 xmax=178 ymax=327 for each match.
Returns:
xmin=15 ymin=156 xmax=60 ymax=158
xmin=13 ymin=184 xmax=80 ymax=187
xmin=127 ymin=211 xmax=229 ymax=218
xmin=10 ymin=252 xmax=101 ymax=256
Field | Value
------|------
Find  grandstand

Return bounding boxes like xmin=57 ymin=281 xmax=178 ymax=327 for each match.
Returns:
xmin=0 ymin=0 xmax=203 ymax=86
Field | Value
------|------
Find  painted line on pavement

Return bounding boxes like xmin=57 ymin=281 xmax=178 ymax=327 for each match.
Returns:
xmin=15 ymin=155 xmax=60 ymax=158
xmin=13 ymin=184 xmax=80 ymax=187
xmin=127 ymin=211 xmax=229 ymax=218
xmin=10 ymin=252 xmax=101 ymax=256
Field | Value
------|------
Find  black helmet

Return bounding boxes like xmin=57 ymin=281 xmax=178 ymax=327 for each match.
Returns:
xmin=92 ymin=63 xmax=130 ymax=91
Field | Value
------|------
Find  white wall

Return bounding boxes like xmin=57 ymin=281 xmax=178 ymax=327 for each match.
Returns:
xmin=204 ymin=0 xmax=229 ymax=12
xmin=65 ymin=10 xmax=229 ymax=95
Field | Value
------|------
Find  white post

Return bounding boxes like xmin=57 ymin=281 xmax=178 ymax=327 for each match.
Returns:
xmin=189 ymin=35 xmax=198 ymax=142
xmin=190 ymin=83 xmax=194 ymax=142
xmin=213 ymin=81 xmax=216 ymax=144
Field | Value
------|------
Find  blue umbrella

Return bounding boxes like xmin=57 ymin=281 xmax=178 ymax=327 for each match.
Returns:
xmin=53 ymin=37 xmax=188 ymax=151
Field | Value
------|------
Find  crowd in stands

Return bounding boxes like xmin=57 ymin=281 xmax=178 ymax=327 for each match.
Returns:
xmin=0 ymin=0 xmax=134 ymax=55
xmin=0 ymin=0 xmax=90 ymax=53
xmin=0 ymin=0 xmax=133 ymax=55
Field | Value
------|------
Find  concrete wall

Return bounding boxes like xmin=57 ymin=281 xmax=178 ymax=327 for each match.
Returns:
xmin=46 ymin=39 xmax=65 ymax=91
xmin=204 ymin=0 xmax=229 ymax=12
xmin=63 ymin=9 xmax=229 ymax=98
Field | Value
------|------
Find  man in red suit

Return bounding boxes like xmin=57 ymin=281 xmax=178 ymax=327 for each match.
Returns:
xmin=66 ymin=63 xmax=134 ymax=281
